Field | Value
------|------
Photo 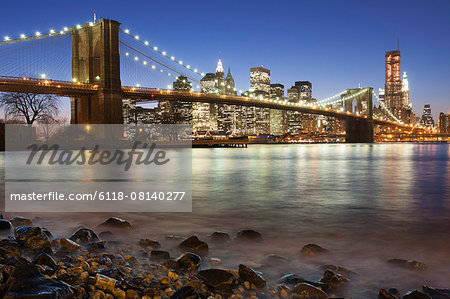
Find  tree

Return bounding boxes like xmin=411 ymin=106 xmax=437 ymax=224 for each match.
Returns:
xmin=0 ymin=92 xmax=59 ymax=125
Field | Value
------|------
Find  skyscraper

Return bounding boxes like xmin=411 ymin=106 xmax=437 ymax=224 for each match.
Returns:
xmin=385 ymin=50 xmax=402 ymax=110
xmin=269 ymin=84 xmax=287 ymax=135
xmin=171 ymin=76 xmax=193 ymax=124
xmin=438 ymin=112 xmax=450 ymax=133
xmin=421 ymin=104 xmax=434 ymax=127
xmin=401 ymin=72 xmax=410 ymax=107
xmin=250 ymin=67 xmax=271 ymax=96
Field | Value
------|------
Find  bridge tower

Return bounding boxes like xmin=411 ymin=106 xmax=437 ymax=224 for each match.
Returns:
xmin=344 ymin=87 xmax=374 ymax=143
xmin=70 ymin=19 xmax=123 ymax=124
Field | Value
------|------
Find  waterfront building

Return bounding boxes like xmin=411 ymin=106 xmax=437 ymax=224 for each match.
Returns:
xmin=250 ymin=67 xmax=271 ymax=96
xmin=439 ymin=112 xmax=450 ymax=133
xmin=385 ymin=50 xmax=402 ymax=111
xmin=269 ymin=83 xmax=287 ymax=135
xmin=421 ymin=104 xmax=435 ymax=127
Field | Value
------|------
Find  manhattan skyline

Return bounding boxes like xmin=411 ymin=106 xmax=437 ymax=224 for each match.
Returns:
xmin=0 ymin=0 xmax=449 ymax=118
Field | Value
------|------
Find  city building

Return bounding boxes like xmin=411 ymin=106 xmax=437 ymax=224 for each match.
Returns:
xmin=384 ymin=50 xmax=402 ymax=110
xmin=439 ymin=112 xmax=450 ymax=133
xmin=157 ymin=76 xmax=193 ymax=124
xmin=269 ymin=83 xmax=287 ymax=135
xmin=421 ymin=104 xmax=435 ymax=127
xmin=250 ymin=67 xmax=271 ymax=96
xmin=244 ymin=66 xmax=271 ymax=135
xmin=286 ymin=81 xmax=315 ymax=133
xmin=401 ymin=72 xmax=410 ymax=107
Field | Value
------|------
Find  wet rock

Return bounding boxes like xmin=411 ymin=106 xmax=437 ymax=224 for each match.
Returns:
xmin=95 ymin=273 xmax=117 ymax=292
xmin=176 ymin=252 xmax=201 ymax=270
xmin=387 ymin=259 xmax=427 ymax=271
xmin=98 ymin=256 xmax=113 ymax=265
xmin=209 ymin=232 xmax=231 ymax=243
xmin=300 ymin=244 xmax=329 ymax=257
xmin=403 ymin=290 xmax=432 ymax=299
xmin=151 ymin=250 xmax=171 ymax=261
xmin=379 ymin=288 xmax=400 ymax=299
xmin=422 ymin=286 xmax=450 ymax=299
xmin=33 ymin=252 xmax=57 ymax=269
xmin=139 ymin=238 xmax=161 ymax=249
xmin=277 ymin=285 xmax=291 ymax=298
xmin=0 ymin=219 xmax=13 ymax=232
xmin=210 ymin=257 xmax=222 ymax=264
xmin=293 ymin=282 xmax=329 ymax=299
xmin=58 ymin=273 xmax=78 ymax=284
xmin=14 ymin=226 xmax=51 ymax=252
xmin=97 ymin=268 xmax=126 ymax=280
xmin=86 ymin=241 xmax=105 ymax=252
xmin=69 ymin=228 xmax=99 ymax=244
xmin=60 ymin=238 xmax=81 ymax=250
xmin=197 ymin=268 xmax=237 ymax=292
xmin=98 ymin=217 xmax=133 ymax=231
xmin=170 ymin=286 xmax=200 ymax=299
xmin=319 ymin=269 xmax=349 ymax=287
xmin=5 ymin=263 xmax=73 ymax=298
xmin=177 ymin=236 xmax=209 ymax=256
xmin=9 ymin=216 xmax=33 ymax=227
xmin=265 ymin=254 xmax=289 ymax=264
xmin=238 ymin=264 xmax=266 ymax=289
xmin=279 ymin=274 xmax=328 ymax=290
xmin=41 ymin=228 xmax=53 ymax=240
xmin=234 ymin=230 xmax=263 ymax=242
xmin=320 ymin=264 xmax=355 ymax=276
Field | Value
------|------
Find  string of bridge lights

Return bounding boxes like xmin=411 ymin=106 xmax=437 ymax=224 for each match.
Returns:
xmin=317 ymin=88 xmax=369 ymax=108
xmin=372 ymin=90 xmax=402 ymax=123
xmin=316 ymin=91 xmax=347 ymax=105
xmin=0 ymin=22 xmax=98 ymax=45
xmin=121 ymin=51 xmax=201 ymax=90
xmin=120 ymin=28 xmax=205 ymax=77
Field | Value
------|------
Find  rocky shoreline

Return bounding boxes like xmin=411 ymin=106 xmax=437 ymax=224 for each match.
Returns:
xmin=0 ymin=216 xmax=448 ymax=299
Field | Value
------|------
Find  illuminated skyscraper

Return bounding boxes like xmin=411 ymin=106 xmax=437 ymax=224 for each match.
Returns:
xmin=385 ymin=50 xmax=402 ymax=110
xmin=421 ymin=104 xmax=434 ymax=127
xmin=401 ymin=72 xmax=410 ymax=107
xmin=269 ymin=83 xmax=287 ymax=135
xmin=250 ymin=67 xmax=271 ymax=96
xmin=439 ymin=112 xmax=450 ymax=133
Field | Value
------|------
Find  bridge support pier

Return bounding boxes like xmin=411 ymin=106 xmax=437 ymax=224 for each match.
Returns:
xmin=345 ymin=118 xmax=374 ymax=143
xmin=71 ymin=19 xmax=123 ymax=124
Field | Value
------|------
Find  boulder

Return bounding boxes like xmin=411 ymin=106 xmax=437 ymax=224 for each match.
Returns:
xmin=403 ymin=290 xmax=432 ymax=299
xmin=60 ymin=238 xmax=81 ymax=250
xmin=422 ymin=286 xmax=450 ymax=299
xmin=33 ymin=252 xmax=58 ymax=269
xmin=293 ymin=282 xmax=329 ymax=299
xmin=69 ymin=228 xmax=99 ymax=244
xmin=379 ymin=288 xmax=400 ymax=299
xmin=319 ymin=270 xmax=349 ymax=287
xmin=14 ymin=226 xmax=51 ymax=252
xmin=95 ymin=273 xmax=117 ymax=292
xmin=234 ymin=230 xmax=263 ymax=243
xmin=170 ymin=286 xmax=200 ymax=299
xmin=177 ymin=236 xmax=208 ymax=256
xmin=9 ymin=216 xmax=33 ymax=227
xmin=197 ymin=269 xmax=237 ymax=292
xmin=139 ymin=238 xmax=161 ymax=249
xmin=209 ymin=232 xmax=231 ymax=243
xmin=300 ymin=244 xmax=329 ymax=257
xmin=97 ymin=217 xmax=133 ymax=231
xmin=0 ymin=220 xmax=13 ymax=232
xmin=151 ymin=250 xmax=171 ymax=261
xmin=176 ymin=252 xmax=201 ymax=270
xmin=4 ymin=263 xmax=73 ymax=298
xmin=238 ymin=264 xmax=266 ymax=289
xmin=387 ymin=259 xmax=427 ymax=271
xmin=279 ymin=274 xmax=329 ymax=291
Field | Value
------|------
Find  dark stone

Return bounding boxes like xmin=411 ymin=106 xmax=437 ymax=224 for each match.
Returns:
xmin=98 ymin=257 xmax=112 ymax=265
xmin=33 ymin=252 xmax=57 ymax=269
xmin=97 ymin=268 xmax=126 ymax=280
xmin=58 ymin=273 xmax=78 ymax=284
xmin=9 ymin=216 xmax=33 ymax=227
xmin=234 ymin=230 xmax=263 ymax=242
xmin=170 ymin=286 xmax=200 ymax=299
xmin=293 ymin=283 xmax=329 ymax=299
xmin=279 ymin=274 xmax=329 ymax=291
xmin=5 ymin=263 xmax=73 ymax=298
xmin=86 ymin=241 xmax=105 ymax=252
xmin=300 ymin=244 xmax=329 ymax=257
xmin=60 ymin=238 xmax=81 ymax=250
xmin=265 ymin=254 xmax=289 ymax=264
xmin=41 ymin=228 xmax=53 ymax=240
xmin=0 ymin=220 xmax=12 ymax=232
xmin=197 ymin=269 xmax=237 ymax=292
xmin=177 ymin=236 xmax=209 ymax=256
xmin=139 ymin=238 xmax=161 ymax=249
xmin=69 ymin=228 xmax=99 ymax=244
xmin=151 ymin=250 xmax=170 ymax=261
xmin=320 ymin=264 xmax=355 ymax=276
xmin=238 ymin=264 xmax=266 ymax=289
xmin=99 ymin=231 xmax=113 ymax=239
xmin=14 ymin=226 xmax=51 ymax=252
xmin=97 ymin=217 xmax=133 ymax=231
xmin=209 ymin=232 xmax=231 ymax=243
xmin=176 ymin=252 xmax=201 ymax=270
xmin=319 ymin=270 xmax=349 ymax=287
xmin=422 ymin=286 xmax=450 ymax=299
xmin=379 ymin=288 xmax=400 ymax=299
xmin=387 ymin=259 xmax=427 ymax=271
xmin=403 ymin=290 xmax=432 ymax=299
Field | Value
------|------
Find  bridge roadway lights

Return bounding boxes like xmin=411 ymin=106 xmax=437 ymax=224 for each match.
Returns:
xmin=345 ymin=118 xmax=374 ymax=143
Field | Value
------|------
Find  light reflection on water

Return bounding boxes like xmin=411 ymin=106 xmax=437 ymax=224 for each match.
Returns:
xmin=1 ymin=144 xmax=449 ymax=297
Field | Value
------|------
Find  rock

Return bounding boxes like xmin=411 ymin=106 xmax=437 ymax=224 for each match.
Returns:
xmin=41 ymin=228 xmax=53 ymax=240
xmin=95 ymin=273 xmax=117 ymax=292
xmin=99 ymin=231 xmax=113 ymax=239
xmin=177 ymin=236 xmax=209 ymax=256
xmin=5 ymin=263 xmax=73 ymax=298
xmin=265 ymin=254 xmax=289 ymax=264
xmin=422 ymin=286 xmax=450 ymax=299
xmin=60 ymin=238 xmax=81 ymax=250
xmin=126 ymin=289 xmax=139 ymax=299
xmin=197 ymin=268 xmax=237 ymax=292
xmin=209 ymin=232 xmax=231 ymax=243
xmin=320 ymin=264 xmax=355 ymax=276
xmin=14 ymin=226 xmax=51 ymax=252
xmin=86 ymin=241 xmax=105 ymax=252
xmin=300 ymin=244 xmax=329 ymax=257
xmin=33 ymin=252 xmax=57 ymax=269
xmin=170 ymin=286 xmax=200 ymax=299
xmin=379 ymin=288 xmax=400 ymax=299
xmin=293 ymin=283 xmax=329 ymax=299
xmin=0 ymin=219 xmax=13 ymax=232
xmin=319 ymin=269 xmax=349 ymax=287
xmin=151 ymin=250 xmax=171 ymax=261
xmin=210 ymin=257 xmax=222 ymax=264
xmin=234 ymin=230 xmax=263 ymax=242
xmin=176 ymin=252 xmax=202 ymax=270
xmin=139 ymin=238 xmax=161 ymax=249
xmin=69 ymin=228 xmax=99 ymax=244
xmin=238 ymin=264 xmax=266 ymax=289
xmin=277 ymin=285 xmax=291 ymax=298
xmin=403 ymin=290 xmax=432 ymax=299
xmin=9 ymin=216 xmax=33 ymax=227
xmin=279 ymin=274 xmax=328 ymax=291
xmin=387 ymin=259 xmax=427 ymax=271
xmin=98 ymin=217 xmax=133 ymax=231
xmin=97 ymin=268 xmax=126 ymax=280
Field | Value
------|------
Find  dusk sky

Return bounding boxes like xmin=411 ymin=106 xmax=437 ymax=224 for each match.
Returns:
xmin=1 ymin=0 xmax=449 ymax=118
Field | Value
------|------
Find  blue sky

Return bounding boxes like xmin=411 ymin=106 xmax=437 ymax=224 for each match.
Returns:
xmin=1 ymin=0 xmax=449 ymax=119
